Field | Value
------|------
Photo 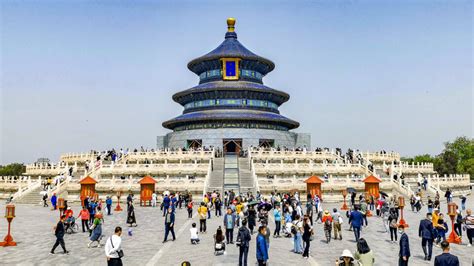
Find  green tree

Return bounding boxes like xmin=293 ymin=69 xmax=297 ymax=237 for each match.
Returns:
xmin=0 ymin=163 xmax=26 ymax=176
xmin=402 ymin=136 xmax=474 ymax=179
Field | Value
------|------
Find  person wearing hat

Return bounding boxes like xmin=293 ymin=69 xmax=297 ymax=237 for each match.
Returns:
xmin=335 ymin=249 xmax=356 ymax=266
xmin=322 ymin=210 xmax=333 ymax=243
xmin=418 ymin=212 xmax=435 ymax=261
xmin=398 ymin=224 xmax=410 ymax=266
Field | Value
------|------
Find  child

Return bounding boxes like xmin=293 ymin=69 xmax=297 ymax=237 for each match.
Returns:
xmin=190 ymin=223 xmax=200 ymax=244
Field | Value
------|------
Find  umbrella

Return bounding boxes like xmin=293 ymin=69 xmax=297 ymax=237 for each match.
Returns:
xmin=248 ymin=200 xmax=260 ymax=206
xmin=379 ymin=191 xmax=389 ymax=198
xmin=39 ymin=191 xmax=48 ymax=196
xmin=346 ymin=187 xmax=356 ymax=193
xmin=258 ymin=202 xmax=273 ymax=211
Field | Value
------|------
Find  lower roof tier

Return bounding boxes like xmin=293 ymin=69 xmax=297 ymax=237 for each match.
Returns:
xmin=172 ymin=81 xmax=290 ymax=106
xmin=162 ymin=109 xmax=300 ymax=131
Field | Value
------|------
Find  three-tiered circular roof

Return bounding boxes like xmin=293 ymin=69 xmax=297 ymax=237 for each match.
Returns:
xmin=163 ymin=18 xmax=299 ymax=131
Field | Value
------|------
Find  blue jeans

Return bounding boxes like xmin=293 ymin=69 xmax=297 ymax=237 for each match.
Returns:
xmin=294 ymin=232 xmax=302 ymax=253
xmin=353 ymin=226 xmax=361 ymax=241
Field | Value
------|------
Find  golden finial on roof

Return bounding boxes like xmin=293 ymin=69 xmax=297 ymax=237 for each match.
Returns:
xmin=227 ymin=17 xmax=236 ymax=32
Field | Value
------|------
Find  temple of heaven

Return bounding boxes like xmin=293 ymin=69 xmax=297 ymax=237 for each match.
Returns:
xmin=158 ymin=18 xmax=311 ymax=153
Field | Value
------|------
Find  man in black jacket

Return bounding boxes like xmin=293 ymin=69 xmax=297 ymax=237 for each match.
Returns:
xmin=50 ymin=215 xmax=69 ymax=254
xmin=434 ymin=241 xmax=459 ymax=266
xmin=398 ymin=224 xmax=410 ymax=266
xmin=418 ymin=213 xmax=435 ymax=260
xmin=237 ymin=219 xmax=252 ymax=266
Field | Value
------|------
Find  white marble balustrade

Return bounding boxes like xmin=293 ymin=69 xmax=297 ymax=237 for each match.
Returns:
xmin=253 ymin=162 xmax=368 ymax=175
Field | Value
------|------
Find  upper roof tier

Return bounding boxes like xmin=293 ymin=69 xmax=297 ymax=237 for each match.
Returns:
xmin=187 ymin=18 xmax=275 ymax=77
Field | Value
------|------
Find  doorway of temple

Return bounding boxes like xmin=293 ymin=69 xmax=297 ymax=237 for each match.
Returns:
xmin=187 ymin=139 xmax=202 ymax=150
xmin=259 ymin=139 xmax=275 ymax=149
xmin=223 ymin=139 xmax=242 ymax=155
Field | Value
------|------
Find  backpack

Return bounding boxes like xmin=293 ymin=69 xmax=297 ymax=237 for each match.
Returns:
xmin=324 ymin=218 xmax=331 ymax=227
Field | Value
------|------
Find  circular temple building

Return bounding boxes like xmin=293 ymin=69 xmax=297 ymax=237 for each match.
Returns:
xmin=159 ymin=18 xmax=310 ymax=153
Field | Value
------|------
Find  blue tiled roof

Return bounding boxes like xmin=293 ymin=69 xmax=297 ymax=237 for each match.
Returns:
xmin=187 ymin=31 xmax=275 ymax=75
xmin=172 ymin=81 xmax=290 ymax=104
xmin=162 ymin=109 xmax=299 ymax=130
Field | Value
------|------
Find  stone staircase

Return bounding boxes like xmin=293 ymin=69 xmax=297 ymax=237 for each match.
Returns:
xmin=238 ymin=157 xmax=256 ymax=194
xmin=14 ymin=186 xmax=44 ymax=205
xmin=207 ymin=158 xmax=224 ymax=193
xmin=223 ymin=154 xmax=240 ymax=193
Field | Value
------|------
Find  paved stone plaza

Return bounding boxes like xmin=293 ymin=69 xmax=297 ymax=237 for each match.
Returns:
xmin=0 ymin=194 xmax=473 ymax=266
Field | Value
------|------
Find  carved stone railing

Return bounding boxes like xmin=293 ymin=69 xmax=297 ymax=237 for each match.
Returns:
xmin=60 ymin=149 xmax=214 ymax=163
xmin=253 ymin=162 xmax=368 ymax=175
xmin=11 ymin=176 xmax=42 ymax=201
xmin=249 ymin=148 xmax=339 ymax=161
xmin=360 ymin=151 xmax=400 ymax=162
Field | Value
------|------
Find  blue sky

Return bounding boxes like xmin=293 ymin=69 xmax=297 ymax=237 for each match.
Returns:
xmin=1 ymin=0 xmax=472 ymax=164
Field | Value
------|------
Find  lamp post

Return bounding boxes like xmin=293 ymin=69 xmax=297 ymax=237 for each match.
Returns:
xmin=447 ymin=202 xmax=461 ymax=244
xmin=0 ymin=203 xmax=17 ymax=246
xmin=57 ymin=197 xmax=65 ymax=217
xmin=398 ymin=196 xmax=409 ymax=228
xmin=341 ymin=190 xmax=349 ymax=210
xmin=114 ymin=191 xmax=123 ymax=211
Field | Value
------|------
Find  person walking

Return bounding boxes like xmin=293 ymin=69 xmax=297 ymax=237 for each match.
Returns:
xmin=152 ymin=192 xmax=157 ymax=208
xmin=293 ymin=215 xmax=303 ymax=254
xmin=187 ymin=200 xmax=193 ymax=219
xmin=215 ymin=196 xmax=222 ymax=217
xmin=464 ymin=209 xmax=474 ymax=246
xmin=51 ymin=193 xmax=57 ymax=210
xmin=162 ymin=194 xmax=170 ymax=217
xmin=434 ymin=241 xmax=460 ymax=266
xmin=105 ymin=226 xmax=123 ymax=266
xmin=302 ymin=216 xmax=313 ymax=258
xmin=273 ymin=205 xmax=281 ymax=237
xmin=354 ymin=238 xmax=375 ymax=266
xmin=349 ymin=205 xmax=364 ymax=242
xmin=163 ymin=207 xmax=176 ymax=243
xmin=198 ymin=202 xmax=207 ymax=233
xmin=77 ymin=206 xmax=90 ymax=233
xmin=126 ymin=201 xmax=137 ymax=227
xmin=89 ymin=214 xmax=103 ymax=248
xmin=256 ymin=225 xmax=269 ymax=266
xmin=50 ymin=215 xmax=69 ymax=255
xmin=248 ymin=205 xmax=257 ymax=235
xmin=224 ymin=207 xmax=236 ymax=244
xmin=106 ymin=196 xmax=112 ymax=216
xmin=332 ymin=208 xmax=343 ymax=240
xmin=389 ymin=208 xmax=399 ymax=243
xmin=398 ymin=224 xmax=410 ymax=266
xmin=237 ymin=219 xmax=251 ymax=266
xmin=322 ymin=210 xmax=333 ymax=243
xmin=454 ymin=209 xmax=463 ymax=239
xmin=418 ymin=212 xmax=435 ymax=261
xmin=43 ymin=193 xmax=48 ymax=207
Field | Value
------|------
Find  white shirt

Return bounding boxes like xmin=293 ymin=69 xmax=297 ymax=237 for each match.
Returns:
xmin=152 ymin=193 xmax=157 ymax=200
xmin=190 ymin=228 xmax=199 ymax=239
xmin=105 ymin=234 xmax=122 ymax=258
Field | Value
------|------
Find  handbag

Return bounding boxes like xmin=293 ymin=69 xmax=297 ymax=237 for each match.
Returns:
xmin=109 ymin=236 xmax=124 ymax=258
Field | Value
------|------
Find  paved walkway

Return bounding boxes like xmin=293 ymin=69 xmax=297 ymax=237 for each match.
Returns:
xmin=0 ymin=192 xmax=473 ymax=265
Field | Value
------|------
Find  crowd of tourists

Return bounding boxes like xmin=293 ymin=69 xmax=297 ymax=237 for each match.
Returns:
xmin=43 ymin=185 xmax=473 ymax=266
